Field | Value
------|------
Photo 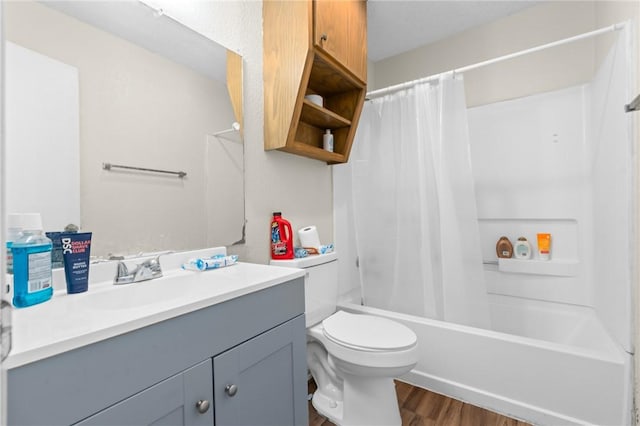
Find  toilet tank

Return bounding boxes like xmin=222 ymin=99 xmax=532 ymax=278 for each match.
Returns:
xmin=270 ymin=252 xmax=338 ymax=327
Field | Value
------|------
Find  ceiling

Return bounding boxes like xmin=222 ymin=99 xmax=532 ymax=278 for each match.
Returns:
xmin=41 ymin=1 xmax=227 ymax=82
xmin=44 ymin=1 xmax=541 ymax=77
xmin=367 ymin=1 xmax=541 ymax=62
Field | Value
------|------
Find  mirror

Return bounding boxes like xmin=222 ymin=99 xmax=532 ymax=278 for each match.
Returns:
xmin=4 ymin=0 xmax=244 ymax=259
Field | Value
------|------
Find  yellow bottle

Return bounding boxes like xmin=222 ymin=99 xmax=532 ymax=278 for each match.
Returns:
xmin=537 ymin=233 xmax=551 ymax=260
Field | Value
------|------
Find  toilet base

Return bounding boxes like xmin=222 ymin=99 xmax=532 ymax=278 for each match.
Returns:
xmin=312 ymin=374 xmax=402 ymax=426
xmin=312 ymin=391 xmax=344 ymax=425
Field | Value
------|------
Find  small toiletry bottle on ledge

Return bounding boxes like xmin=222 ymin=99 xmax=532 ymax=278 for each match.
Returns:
xmin=496 ymin=236 xmax=513 ymax=258
xmin=514 ymin=237 xmax=532 ymax=259
xmin=12 ymin=213 xmax=53 ymax=307
xmin=323 ymin=129 xmax=334 ymax=152
xmin=537 ymin=233 xmax=551 ymax=260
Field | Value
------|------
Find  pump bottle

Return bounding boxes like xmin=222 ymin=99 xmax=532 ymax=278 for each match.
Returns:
xmin=12 ymin=213 xmax=53 ymax=307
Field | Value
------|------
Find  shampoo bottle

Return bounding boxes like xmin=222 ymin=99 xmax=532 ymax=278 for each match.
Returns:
xmin=496 ymin=236 xmax=513 ymax=259
xmin=12 ymin=213 xmax=53 ymax=308
xmin=514 ymin=237 xmax=532 ymax=259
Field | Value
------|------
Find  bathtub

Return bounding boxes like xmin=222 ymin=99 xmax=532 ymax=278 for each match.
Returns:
xmin=339 ymin=295 xmax=632 ymax=425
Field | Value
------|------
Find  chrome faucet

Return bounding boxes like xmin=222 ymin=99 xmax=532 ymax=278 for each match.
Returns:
xmin=113 ymin=256 xmax=163 ymax=285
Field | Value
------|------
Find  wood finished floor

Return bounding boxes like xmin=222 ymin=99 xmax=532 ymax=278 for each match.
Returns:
xmin=308 ymin=379 xmax=532 ymax=426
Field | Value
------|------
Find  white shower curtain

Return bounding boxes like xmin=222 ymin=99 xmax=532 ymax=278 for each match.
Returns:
xmin=350 ymin=74 xmax=490 ymax=329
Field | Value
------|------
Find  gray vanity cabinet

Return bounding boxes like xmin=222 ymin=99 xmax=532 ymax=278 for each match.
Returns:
xmin=76 ymin=359 xmax=214 ymax=426
xmin=7 ymin=277 xmax=308 ymax=426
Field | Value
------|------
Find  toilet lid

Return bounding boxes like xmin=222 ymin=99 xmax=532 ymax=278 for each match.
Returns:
xmin=322 ymin=311 xmax=417 ymax=351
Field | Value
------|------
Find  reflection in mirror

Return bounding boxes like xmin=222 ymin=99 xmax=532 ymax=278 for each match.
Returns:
xmin=4 ymin=0 xmax=244 ymax=259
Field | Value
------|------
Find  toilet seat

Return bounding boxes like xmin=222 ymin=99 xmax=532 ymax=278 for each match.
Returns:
xmin=309 ymin=311 xmax=418 ymax=370
xmin=322 ymin=311 xmax=417 ymax=352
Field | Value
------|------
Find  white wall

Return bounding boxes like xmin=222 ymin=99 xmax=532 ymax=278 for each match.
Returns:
xmin=468 ymin=86 xmax=594 ymax=307
xmin=589 ymin=27 xmax=634 ymax=352
xmin=149 ymin=0 xmax=335 ymax=264
xmin=372 ymin=1 xmax=599 ymax=107
xmin=467 ymin=55 xmax=634 ymax=356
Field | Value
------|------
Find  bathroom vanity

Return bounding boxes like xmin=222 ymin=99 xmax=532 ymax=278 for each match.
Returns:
xmin=5 ymin=257 xmax=307 ymax=426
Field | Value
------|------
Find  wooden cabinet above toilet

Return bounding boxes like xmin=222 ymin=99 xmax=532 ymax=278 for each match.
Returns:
xmin=263 ymin=0 xmax=367 ymax=164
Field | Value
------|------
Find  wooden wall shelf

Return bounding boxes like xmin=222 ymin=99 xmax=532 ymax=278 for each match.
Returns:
xmin=300 ymin=100 xmax=351 ymax=129
xmin=263 ymin=0 xmax=366 ymax=164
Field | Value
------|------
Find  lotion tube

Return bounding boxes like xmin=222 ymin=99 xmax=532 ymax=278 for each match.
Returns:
xmin=536 ymin=233 xmax=551 ymax=260
xmin=61 ymin=232 xmax=92 ymax=294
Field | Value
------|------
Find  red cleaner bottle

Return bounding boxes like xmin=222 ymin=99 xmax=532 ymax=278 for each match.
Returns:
xmin=271 ymin=212 xmax=294 ymax=260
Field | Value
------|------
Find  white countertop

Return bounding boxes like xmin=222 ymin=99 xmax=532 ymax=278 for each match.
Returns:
xmin=5 ymin=249 xmax=304 ymax=369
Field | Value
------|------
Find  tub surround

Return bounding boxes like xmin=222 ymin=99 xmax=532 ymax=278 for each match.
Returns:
xmin=6 ymin=249 xmax=308 ymax=425
xmin=332 ymin=38 xmax=634 ymax=423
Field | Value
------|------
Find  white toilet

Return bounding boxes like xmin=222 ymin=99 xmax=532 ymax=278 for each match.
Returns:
xmin=271 ymin=252 xmax=418 ymax=426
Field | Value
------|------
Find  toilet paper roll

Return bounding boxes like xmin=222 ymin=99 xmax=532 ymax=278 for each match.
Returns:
xmin=298 ymin=226 xmax=321 ymax=251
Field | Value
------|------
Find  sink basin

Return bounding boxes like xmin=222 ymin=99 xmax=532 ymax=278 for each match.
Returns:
xmin=78 ymin=267 xmax=249 ymax=311
xmin=84 ymin=273 xmax=204 ymax=310
xmin=87 ymin=285 xmax=175 ymax=310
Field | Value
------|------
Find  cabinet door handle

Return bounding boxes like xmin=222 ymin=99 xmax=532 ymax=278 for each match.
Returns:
xmin=320 ymin=33 xmax=328 ymax=42
xmin=195 ymin=399 xmax=210 ymax=414
xmin=225 ymin=384 xmax=239 ymax=397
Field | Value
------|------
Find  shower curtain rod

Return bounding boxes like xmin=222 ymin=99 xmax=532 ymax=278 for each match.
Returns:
xmin=366 ymin=22 xmax=626 ymax=100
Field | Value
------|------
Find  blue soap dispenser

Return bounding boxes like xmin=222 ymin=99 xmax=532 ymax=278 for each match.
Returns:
xmin=6 ymin=213 xmax=23 ymax=275
xmin=12 ymin=213 xmax=53 ymax=307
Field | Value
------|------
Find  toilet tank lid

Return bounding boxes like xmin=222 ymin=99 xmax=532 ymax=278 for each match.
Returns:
xmin=269 ymin=252 xmax=337 ymax=268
